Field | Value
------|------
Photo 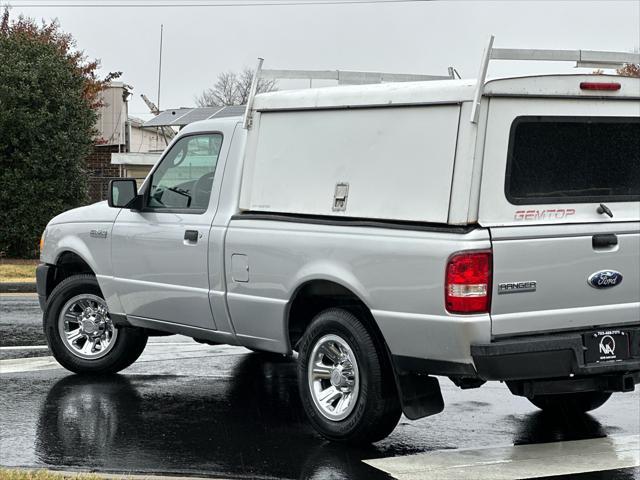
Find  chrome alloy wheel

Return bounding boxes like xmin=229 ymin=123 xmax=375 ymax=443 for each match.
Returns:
xmin=308 ymin=334 xmax=360 ymax=421
xmin=58 ymin=294 xmax=118 ymax=360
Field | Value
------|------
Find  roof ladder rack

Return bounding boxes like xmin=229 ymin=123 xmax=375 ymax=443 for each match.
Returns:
xmin=470 ymin=34 xmax=640 ymax=123
xmin=244 ymin=59 xmax=455 ymax=129
xmin=259 ymin=68 xmax=452 ymax=84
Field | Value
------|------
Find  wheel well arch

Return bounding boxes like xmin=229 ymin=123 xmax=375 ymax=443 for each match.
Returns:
xmin=286 ymin=279 xmax=446 ymax=421
xmin=286 ymin=279 xmax=406 ymax=408
xmin=46 ymin=251 xmax=95 ymax=298
xmin=286 ymin=279 xmax=387 ymax=355
xmin=56 ymin=251 xmax=94 ymax=273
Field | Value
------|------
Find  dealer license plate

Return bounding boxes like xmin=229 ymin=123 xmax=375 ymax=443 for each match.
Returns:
xmin=584 ymin=330 xmax=630 ymax=364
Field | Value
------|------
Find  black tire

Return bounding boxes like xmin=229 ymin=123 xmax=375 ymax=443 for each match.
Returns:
xmin=297 ymin=308 xmax=401 ymax=444
xmin=528 ymin=391 xmax=612 ymax=414
xmin=44 ymin=274 xmax=148 ymax=374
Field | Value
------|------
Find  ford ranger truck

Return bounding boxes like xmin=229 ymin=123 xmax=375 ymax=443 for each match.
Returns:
xmin=37 ymin=61 xmax=640 ymax=443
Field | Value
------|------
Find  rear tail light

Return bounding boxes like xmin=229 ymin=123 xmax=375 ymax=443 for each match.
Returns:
xmin=445 ymin=250 xmax=492 ymax=314
xmin=579 ymin=82 xmax=621 ymax=91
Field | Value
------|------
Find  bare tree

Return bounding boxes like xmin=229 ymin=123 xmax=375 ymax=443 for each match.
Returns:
xmin=195 ymin=68 xmax=277 ymax=107
xmin=235 ymin=68 xmax=278 ymax=105
xmin=195 ymin=72 xmax=237 ymax=107
xmin=616 ymin=48 xmax=639 ymax=78
xmin=617 ymin=63 xmax=640 ymax=77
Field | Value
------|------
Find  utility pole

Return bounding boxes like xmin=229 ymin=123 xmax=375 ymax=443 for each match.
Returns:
xmin=157 ymin=24 xmax=164 ymax=110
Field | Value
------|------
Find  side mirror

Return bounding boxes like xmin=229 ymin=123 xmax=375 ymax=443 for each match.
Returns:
xmin=108 ymin=179 xmax=139 ymax=209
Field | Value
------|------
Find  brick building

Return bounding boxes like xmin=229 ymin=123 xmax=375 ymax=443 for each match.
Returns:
xmin=86 ymin=144 xmax=122 ymax=203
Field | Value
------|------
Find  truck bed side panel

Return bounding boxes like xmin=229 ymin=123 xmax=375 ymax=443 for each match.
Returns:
xmin=224 ymin=218 xmax=490 ymax=363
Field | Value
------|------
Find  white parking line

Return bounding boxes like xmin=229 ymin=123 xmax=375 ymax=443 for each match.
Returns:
xmin=0 ymin=345 xmax=49 ymax=351
xmin=364 ymin=434 xmax=640 ymax=480
xmin=0 ymin=342 xmax=223 ymax=350
xmin=125 ymin=372 xmax=235 ymax=379
xmin=0 ymin=356 xmax=62 ymax=374
xmin=0 ymin=346 xmax=250 ymax=374
xmin=136 ymin=351 xmax=247 ymax=363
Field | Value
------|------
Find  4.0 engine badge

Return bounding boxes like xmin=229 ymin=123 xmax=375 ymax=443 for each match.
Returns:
xmin=89 ymin=229 xmax=108 ymax=239
xmin=588 ymin=270 xmax=623 ymax=289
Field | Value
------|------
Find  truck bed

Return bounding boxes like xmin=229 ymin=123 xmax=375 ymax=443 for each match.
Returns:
xmin=224 ymin=213 xmax=491 ymax=366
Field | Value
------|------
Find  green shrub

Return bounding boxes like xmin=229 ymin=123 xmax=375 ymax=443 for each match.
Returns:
xmin=0 ymin=9 xmax=116 ymax=258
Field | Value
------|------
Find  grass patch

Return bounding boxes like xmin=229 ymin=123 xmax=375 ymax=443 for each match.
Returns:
xmin=0 ymin=470 xmax=104 ymax=480
xmin=0 ymin=259 xmax=38 ymax=283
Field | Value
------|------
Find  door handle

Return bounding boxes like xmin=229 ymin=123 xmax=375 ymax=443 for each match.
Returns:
xmin=592 ymin=234 xmax=617 ymax=249
xmin=184 ymin=230 xmax=199 ymax=243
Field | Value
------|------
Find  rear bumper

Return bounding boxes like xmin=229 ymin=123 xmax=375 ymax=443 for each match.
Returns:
xmin=471 ymin=326 xmax=640 ymax=382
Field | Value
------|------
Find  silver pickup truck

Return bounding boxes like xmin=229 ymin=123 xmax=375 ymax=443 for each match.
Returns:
xmin=37 ymin=45 xmax=640 ymax=443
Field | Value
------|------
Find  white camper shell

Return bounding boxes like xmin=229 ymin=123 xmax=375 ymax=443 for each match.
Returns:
xmin=239 ymin=80 xmax=475 ymax=224
xmin=239 ymin=44 xmax=640 ymax=227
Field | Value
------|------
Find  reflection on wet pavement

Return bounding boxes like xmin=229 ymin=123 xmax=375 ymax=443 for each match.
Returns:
xmin=1 ymin=351 xmax=639 ymax=480
xmin=9 ymin=355 xmax=394 ymax=479
xmin=512 ymin=410 xmax=608 ymax=445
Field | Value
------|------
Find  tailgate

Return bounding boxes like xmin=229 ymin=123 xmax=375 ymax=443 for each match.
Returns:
xmin=478 ymin=94 xmax=640 ymax=336
xmin=490 ymin=222 xmax=640 ymax=336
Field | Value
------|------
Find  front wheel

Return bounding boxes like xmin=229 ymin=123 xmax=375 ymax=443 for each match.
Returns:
xmin=528 ymin=391 xmax=612 ymax=414
xmin=44 ymin=274 xmax=148 ymax=374
xmin=297 ymin=308 xmax=401 ymax=444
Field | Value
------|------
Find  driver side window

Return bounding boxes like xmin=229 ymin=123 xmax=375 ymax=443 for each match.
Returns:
xmin=147 ymin=133 xmax=222 ymax=211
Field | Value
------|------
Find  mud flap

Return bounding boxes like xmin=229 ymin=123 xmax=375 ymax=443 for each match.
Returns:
xmin=396 ymin=372 xmax=444 ymax=420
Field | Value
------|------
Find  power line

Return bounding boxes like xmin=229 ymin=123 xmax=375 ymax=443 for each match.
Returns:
xmin=6 ymin=0 xmax=435 ymax=6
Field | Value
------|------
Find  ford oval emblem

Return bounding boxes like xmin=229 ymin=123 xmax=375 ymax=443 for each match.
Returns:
xmin=588 ymin=270 xmax=623 ymax=289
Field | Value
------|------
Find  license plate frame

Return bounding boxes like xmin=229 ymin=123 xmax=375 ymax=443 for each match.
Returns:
xmin=583 ymin=330 xmax=630 ymax=364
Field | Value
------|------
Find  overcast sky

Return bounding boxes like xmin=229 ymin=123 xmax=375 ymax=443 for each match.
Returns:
xmin=7 ymin=0 xmax=640 ymax=118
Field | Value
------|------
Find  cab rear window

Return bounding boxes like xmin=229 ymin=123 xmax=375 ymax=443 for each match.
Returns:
xmin=505 ymin=116 xmax=640 ymax=204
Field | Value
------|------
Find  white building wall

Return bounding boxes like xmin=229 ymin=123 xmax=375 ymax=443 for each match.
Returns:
xmin=129 ymin=125 xmax=168 ymax=153
xmin=96 ymin=83 xmax=127 ymax=146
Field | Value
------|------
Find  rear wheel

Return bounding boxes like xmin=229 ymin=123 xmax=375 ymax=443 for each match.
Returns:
xmin=44 ymin=274 xmax=148 ymax=374
xmin=297 ymin=308 xmax=401 ymax=444
xmin=528 ymin=391 xmax=612 ymax=414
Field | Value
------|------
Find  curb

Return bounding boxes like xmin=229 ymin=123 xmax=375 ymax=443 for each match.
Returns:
xmin=0 ymin=282 xmax=36 ymax=293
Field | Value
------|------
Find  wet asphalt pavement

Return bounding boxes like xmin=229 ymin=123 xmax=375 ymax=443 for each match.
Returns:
xmin=1 ymin=295 xmax=639 ymax=479
xmin=0 ymin=294 xmax=46 ymax=348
